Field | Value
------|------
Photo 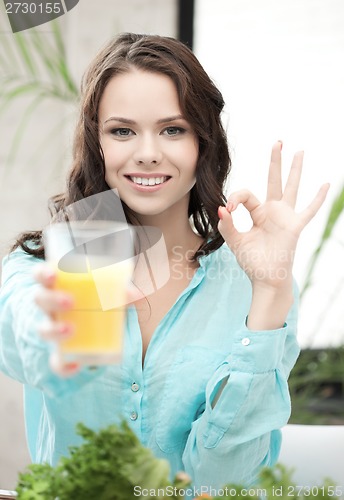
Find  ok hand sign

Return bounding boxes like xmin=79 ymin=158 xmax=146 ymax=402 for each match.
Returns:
xmin=218 ymin=141 xmax=329 ymax=292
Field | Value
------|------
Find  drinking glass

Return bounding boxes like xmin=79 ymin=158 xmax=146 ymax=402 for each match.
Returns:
xmin=44 ymin=220 xmax=134 ymax=365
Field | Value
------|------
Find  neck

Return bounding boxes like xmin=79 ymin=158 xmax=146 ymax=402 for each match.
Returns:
xmin=133 ymin=207 xmax=203 ymax=262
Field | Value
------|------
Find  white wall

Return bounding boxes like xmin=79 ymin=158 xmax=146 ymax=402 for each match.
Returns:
xmin=0 ymin=0 xmax=178 ymax=489
xmin=194 ymin=0 xmax=344 ymax=348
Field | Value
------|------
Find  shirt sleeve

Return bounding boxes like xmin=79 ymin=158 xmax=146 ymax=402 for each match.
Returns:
xmin=0 ymin=249 xmax=101 ymax=398
xmin=182 ymin=286 xmax=300 ymax=489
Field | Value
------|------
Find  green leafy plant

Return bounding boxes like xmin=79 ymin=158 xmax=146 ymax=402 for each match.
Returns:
xmin=293 ymin=185 xmax=344 ymax=425
xmin=16 ymin=421 xmax=189 ymax=500
xmin=195 ymin=464 xmax=341 ymax=499
xmin=16 ymin=422 xmax=342 ymax=500
xmin=288 ymin=347 xmax=344 ymax=425
xmin=301 ymin=184 xmax=344 ymax=299
xmin=0 ymin=15 xmax=78 ymax=167
xmin=256 ymin=464 xmax=341 ymax=500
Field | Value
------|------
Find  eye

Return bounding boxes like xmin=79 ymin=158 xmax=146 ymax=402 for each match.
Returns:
xmin=110 ymin=128 xmax=134 ymax=137
xmin=162 ymin=126 xmax=186 ymax=136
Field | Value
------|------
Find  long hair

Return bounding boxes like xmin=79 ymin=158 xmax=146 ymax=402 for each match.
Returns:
xmin=13 ymin=33 xmax=231 ymax=260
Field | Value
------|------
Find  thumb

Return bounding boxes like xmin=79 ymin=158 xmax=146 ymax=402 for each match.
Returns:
xmin=218 ymin=206 xmax=240 ymax=249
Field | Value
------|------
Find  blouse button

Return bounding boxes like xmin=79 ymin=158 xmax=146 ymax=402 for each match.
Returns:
xmin=242 ymin=337 xmax=251 ymax=346
xmin=131 ymin=382 xmax=140 ymax=392
xmin=130 ymin=411 xmax=138 ymax=421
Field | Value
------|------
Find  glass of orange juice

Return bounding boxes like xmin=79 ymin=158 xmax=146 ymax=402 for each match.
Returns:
xmin=44 ymin=220 xmax=134 ymax=365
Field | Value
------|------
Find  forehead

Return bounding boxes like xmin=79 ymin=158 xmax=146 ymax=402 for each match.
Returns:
xmin=98 ymin=69 xmax=182 ymax=120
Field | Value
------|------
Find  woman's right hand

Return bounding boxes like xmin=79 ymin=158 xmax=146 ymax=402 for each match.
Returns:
xmin=33 ymin=263 xmax=80 ymax=377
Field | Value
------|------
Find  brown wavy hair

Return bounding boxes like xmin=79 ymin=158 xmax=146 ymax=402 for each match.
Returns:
xmin=13 ymin=33 xmax=231 ymax=260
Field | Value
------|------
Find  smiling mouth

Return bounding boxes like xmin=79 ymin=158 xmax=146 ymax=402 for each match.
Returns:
xmin=125 ymin=175 xmax=171 ymax=186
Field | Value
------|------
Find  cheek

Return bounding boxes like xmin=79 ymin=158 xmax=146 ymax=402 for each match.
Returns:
xmin=102 ymin=143 xmax=125 ymax=172
xmin=171 ymin=139 xmax=198 ymax=173
xmin=186 ymin=141 xmax=199 ymax=177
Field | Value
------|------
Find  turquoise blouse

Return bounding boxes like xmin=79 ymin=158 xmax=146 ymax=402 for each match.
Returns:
xmin=0 ymin=244 xmax=299 ymax=491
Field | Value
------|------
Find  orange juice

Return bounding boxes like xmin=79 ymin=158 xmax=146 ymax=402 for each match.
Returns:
xmin=55 ymin=260 xmax=132 ymax=364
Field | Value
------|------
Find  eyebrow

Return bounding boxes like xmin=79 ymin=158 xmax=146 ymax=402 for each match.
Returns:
xmin=104 ymin=114 xmax=185 ymax=125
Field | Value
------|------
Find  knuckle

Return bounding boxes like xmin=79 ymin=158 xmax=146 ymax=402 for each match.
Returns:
xmin=33 ymin=287 xmax=44 ymax=307
xmin=37 ymin=324 xmax=51 ymax=341
xmin=230 ymin=188 xmax=251 ymax=200
xmin=49 ymin=354 xmax=63 ymax=376
xmin=37 ymin=318 xmax=57 ymax=340
xmin=33 ymin=263 xmax=47 ymax=283
xmin=33 ymin=263 xmax=55 ymax=286
xmin=49 ymin=353 xmax=78 ymax=378
xmin=37 ymin=325 xmax=50 ymax=340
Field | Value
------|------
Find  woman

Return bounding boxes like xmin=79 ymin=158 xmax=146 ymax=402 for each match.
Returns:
xmin=0 ymin=33 xmax=328 ymax=491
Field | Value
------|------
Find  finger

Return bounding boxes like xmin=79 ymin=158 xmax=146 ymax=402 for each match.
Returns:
xmin=50 ymin=351 xmax=80 ymax=378
xmin=283 ymin=151 xmax=304 ymax=208
xmin=266 ymin=141 xmax=283 ymax=201
xmin=34 ymin=287 xmax=74 ymax=315
xmin=227 ymin=189 xmax=261 ymax=213
xmin=33 ymin=263 xmax=56 ymax=289
xmin=38 ymin=318 xmax=75 ymax=342
xmin=218 ymin=206 xmax=241 ymax=249
xmin=299 ymin=183 xmax=330 ymax=227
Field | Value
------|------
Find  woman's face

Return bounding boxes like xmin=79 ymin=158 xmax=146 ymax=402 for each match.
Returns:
xmin=98 ymin=69 xmax=199 ymax=222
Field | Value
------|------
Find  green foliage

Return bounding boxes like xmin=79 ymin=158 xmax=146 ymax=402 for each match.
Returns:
xmin=256 ymin=464 xmax=340 ymax=500
xmin=301 ymin=184 xmax=344 ymax=299
xmin=0 ymin=16 xmax=78 ymax=166
xmin=0 ymin=21 xmax=78 ymax=103
xmin=16 ymin=421 xmax=188 ymax=500
xmin=202 ymin=464 xmax=340 ymax=499
xmin=16 ymin=422 xmax=341 ymax=500
xmin=289 ymin=347 xmax=344 ymax=424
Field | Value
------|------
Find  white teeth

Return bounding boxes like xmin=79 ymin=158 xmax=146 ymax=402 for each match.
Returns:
xmin=129 ymin=176 xmax=168 ymax=186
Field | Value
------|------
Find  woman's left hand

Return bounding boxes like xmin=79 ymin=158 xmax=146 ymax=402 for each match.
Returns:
xmin=218 ymin=141 xmax=330 ymax=293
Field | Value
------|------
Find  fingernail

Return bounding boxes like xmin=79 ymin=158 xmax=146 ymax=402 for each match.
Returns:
xmin=59 ymin=324 xmax=72 ymax=336
xmin=278 ymin=140 xmax=283 ymax=151
xmin=218 ymin=206 xmax=224 ymax=220
xmin=60 ymin=297 xmax=74 ymax=309
xmin=46 ymin=271 xmax=56 ymax=282
xmin=64 ymin=362 xmax=79 ymax=371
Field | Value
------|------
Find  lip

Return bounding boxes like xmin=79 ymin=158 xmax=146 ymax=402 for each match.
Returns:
xmin=125 ymin=173 xmax=170 ymax=178
xmin=124 ymin=174 xmax=171 ymax=192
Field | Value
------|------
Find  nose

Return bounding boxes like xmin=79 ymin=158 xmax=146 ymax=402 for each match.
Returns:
xmin=133 ymin=135 xmax=163 ymax=166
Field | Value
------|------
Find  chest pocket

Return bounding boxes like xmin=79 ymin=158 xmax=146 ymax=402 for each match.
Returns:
xmin=155 ymin=345 xmax=225 ymax=453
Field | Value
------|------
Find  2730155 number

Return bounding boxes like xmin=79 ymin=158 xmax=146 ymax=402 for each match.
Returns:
xmin=5 ymin=3 xmax=63 ymax=15
xmin=287 ymin=485 xmax=344 ymax=497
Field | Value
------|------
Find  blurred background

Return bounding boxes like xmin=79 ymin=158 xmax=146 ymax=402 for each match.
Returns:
xmin=0 ymin=0 xmax=343 ymax=489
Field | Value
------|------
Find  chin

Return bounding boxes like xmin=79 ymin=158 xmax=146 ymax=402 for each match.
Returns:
xmin=131 ymin=207 xmax=168 ymax=218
